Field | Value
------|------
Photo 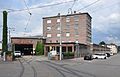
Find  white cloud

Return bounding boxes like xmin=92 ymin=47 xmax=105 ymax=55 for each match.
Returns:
xmin=108 ymin=13 xmax=120 ymax=23
xmin=93 ymin=12 xmax=120 ymax=31
xmin=105 ymin=36 xmax=120 ymax=45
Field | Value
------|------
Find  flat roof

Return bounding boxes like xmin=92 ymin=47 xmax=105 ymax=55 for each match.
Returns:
xmin=43 ymin=12 xmax=92 ymax=19
xmin=45 ymin=42 xmax=88 ymax=46
xmin=11 ymin=36 xmax=46 ymax=39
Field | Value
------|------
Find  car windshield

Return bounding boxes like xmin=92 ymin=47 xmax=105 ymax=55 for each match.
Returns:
xmin=95 ymin=54 xmax=105 ymax=56
xmin=15 ymin=51 xmax=20 ymax=53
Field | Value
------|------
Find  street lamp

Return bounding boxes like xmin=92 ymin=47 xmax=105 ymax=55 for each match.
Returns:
xmin=59 ymin=13 xmax=62 ymax=60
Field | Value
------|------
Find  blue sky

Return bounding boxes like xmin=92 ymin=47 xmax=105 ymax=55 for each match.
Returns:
xmin=0 ymin=0 xmax=120 ymax=48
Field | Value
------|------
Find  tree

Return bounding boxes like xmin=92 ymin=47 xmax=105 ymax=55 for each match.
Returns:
xmin=2 ymin=11 xmax=8 ymax=56
xmin=35 ymin=41 xmax=44 ymax=55
xmin=99 ymin=41 xmax=106 ymax=45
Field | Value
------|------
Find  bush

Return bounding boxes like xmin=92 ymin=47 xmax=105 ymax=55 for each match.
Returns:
xmin=6 ymin=51 xmax=13 ymax=56
xmin=35 ymin=41 xmax=44 ymax=55
xmin=63 ymin=52 xmax=74 ymax=59
xmin=6 ymin=51 xmax=13 ymax=61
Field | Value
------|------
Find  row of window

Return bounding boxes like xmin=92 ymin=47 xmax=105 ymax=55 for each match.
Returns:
xmin=47 ymin=32 xmax=70 ymax=38
xmin=47 ymin=25 xmax=79 ymax=31
xmin=46 ymin=16 xmax=79 ymax=24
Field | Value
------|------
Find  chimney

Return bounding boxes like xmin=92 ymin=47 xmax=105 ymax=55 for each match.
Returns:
xmin=74 ymin=11 xmax=76 ymax=14
xmin=58 ymin=13 xmax=60 ymax=16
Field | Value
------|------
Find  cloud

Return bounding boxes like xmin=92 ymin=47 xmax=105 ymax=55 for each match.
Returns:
xmin=105 ymin=36 xmax=120 ymax=45
xmin=108 ymin=13 xmax=120 ymax=23
xmin=0 ymin=0 xmax=120 ymax=45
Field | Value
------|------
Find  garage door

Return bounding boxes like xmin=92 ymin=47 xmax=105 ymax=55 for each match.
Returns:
xmin=15 ymin=44 xmax=33 ymax=55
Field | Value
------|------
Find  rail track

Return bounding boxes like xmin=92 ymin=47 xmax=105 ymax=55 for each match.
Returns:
xmin=40 ymin=61 xmax=96 ymax=77
xmin=18 ymin=57 xmax=37 ymax=77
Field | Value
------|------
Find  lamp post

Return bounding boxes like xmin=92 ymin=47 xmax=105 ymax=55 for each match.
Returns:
xmin=59 ymin=13 xmax=62 ymax=60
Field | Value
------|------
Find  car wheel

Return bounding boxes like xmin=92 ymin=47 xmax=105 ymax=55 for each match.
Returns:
xmin=95 ymin=57 xmax=98 ymax=59
xmin=104 ymin=57 xmax=106 ymax=59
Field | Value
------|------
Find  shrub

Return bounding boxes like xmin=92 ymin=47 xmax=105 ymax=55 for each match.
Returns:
xmin=63 ymin=52 xmax=74 ymax=59
xmin=6 ymin=51 xmax=13 ymax=56
xmin=35 ymin=41 xmax=44 ymax=55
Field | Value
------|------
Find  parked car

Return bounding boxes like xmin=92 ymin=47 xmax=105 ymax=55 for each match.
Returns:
xmin=106 ymin=53 xmax=110 ymax=57
xmin=14 ymin=51 xmax=21 ymax=57
xmin=84 ymin=54 xmax=93 ymax=60
xmin=93 ymin=53 xmax=107 ymax=59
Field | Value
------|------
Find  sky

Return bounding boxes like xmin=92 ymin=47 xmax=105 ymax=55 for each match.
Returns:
xmin=0 ymin=0 xmax=120 ymax=48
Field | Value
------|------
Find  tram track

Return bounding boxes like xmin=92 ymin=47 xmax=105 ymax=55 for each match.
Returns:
xmin=18 ymin=57 xmax=37 ymax=77
xmin=41 ymin=61 xmax=96 ymax=77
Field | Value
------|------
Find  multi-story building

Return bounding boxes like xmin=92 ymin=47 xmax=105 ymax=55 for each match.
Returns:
xmin=43 ymin=12 xmax=92 ymax=44
xmin=107 ymin=43 xmax=118 ymax=55
xmin=43 ymin=12 xmax=92 ymax=56
xmin=90 ymin=43 xmax=110 ymax=54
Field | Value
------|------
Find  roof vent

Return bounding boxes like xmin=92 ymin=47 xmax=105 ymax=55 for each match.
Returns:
xmin=58 ymin=13 xmax=60 ymax=16
xmin=74 ymin=11 xmax=76 ymax=14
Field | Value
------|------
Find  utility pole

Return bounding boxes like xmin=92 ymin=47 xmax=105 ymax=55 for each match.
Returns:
xmin=2 ymin=11 xmax=8 ymax=61
xmin=59 ymin=13 xmax=62 ymax=60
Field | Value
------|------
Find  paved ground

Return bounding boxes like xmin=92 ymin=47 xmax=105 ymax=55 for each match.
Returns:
xmin=0 ymin=54 xmax=120 ymax=77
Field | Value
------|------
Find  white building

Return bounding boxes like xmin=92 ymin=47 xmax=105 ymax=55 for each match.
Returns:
xmin=107 ymin=44 xmax=118 ymax=55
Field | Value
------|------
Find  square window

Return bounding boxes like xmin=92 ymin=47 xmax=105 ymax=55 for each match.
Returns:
xmin=47 ymin=34 xmax=51 ymax=37
xmin=75 ymin=30 xmax=79 ymax=35
xmin=74 ymin=24 xmax=79 ymax=29
xmin=47 ymin=27 xmax=51 ymax=31
xmin=57 ymin=19 xmax=60 ymax=22
xmin=74 ymin=16 xmax=79 ymax=21
xmin=66 ymin=23 xmax=70 ymax=29
xmin=57 ymin=26 xmax=60 ymax=30
xmin=66 ymin=32 xmax=70 ymax=37
xmin=66 ymin=17 xmax=70 ymax=22
xmin=57 ymin=34 xmax=61 ymax=37
xmin=47 ymin=20 xmax=51 ymax=23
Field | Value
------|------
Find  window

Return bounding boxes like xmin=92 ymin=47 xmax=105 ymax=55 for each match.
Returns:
xmin=47 ymin=27 xmax=51 ymax=31
xmin=57 ymin=19 xmax=60 ymax=22
xmin=66 ymin=32 xmax=70 ymax=37
xmin=75 ymin=30 xmax=79 ymax=35
xmin=47 ymin=20 xmax=51 ymax=23
xmin=74 ymin=24 xmax=79 ymax=29
xmin=57 ymin=34 xmax=61 ymax=37
xmin=47 ymin=34 xmax=51 ymax=37
xmin=57 ymin=26 xmax=60 ymax=30
xmin=66 ymin=17 xmax=70 ymax=22
xmin=74 ymin=16 xmax=79 ymax=21
xmin=66 ymin=24 xmax=70 ymax=29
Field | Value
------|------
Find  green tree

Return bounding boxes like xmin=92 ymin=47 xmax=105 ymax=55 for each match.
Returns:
xmin=99 ymin=41 xmax=106 ymax=45
xmin=35 ymin=41 xmax=44 ymax=55
xmin=2 ymin=11 xmax=8 ymax=56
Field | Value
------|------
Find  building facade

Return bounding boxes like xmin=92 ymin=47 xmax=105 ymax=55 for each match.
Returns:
xmin=107 ymin=44 xmax=118 ymax=55
xmin=90 ymin=43 xmax=110 ymax=54
xmin=11 ymin=36 xmax=46 ymax=55
xmin=43 ymin=12 xmax=92 ymax=56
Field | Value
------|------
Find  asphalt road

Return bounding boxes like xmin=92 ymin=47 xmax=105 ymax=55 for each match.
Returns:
xmin=0 ymin=54 xmax=120 ymax=77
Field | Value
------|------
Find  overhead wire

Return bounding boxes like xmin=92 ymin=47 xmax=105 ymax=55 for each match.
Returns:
xmin=24 ymin=15 xmax=32 ymax=36
xmin=90 ymin=1 xmax=120 ymax=14
xmin=68 ymin=0 xmax=78 ymax=14
xmin=22 ymin=0 xmax=32 ymax=36
xmin=23 ymin=0 xmax=32 ymax=15
xmin=6 ymin=0 xmax=74 ymax=13
xmin=77 ymin=0 xmax=100 ymax=12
